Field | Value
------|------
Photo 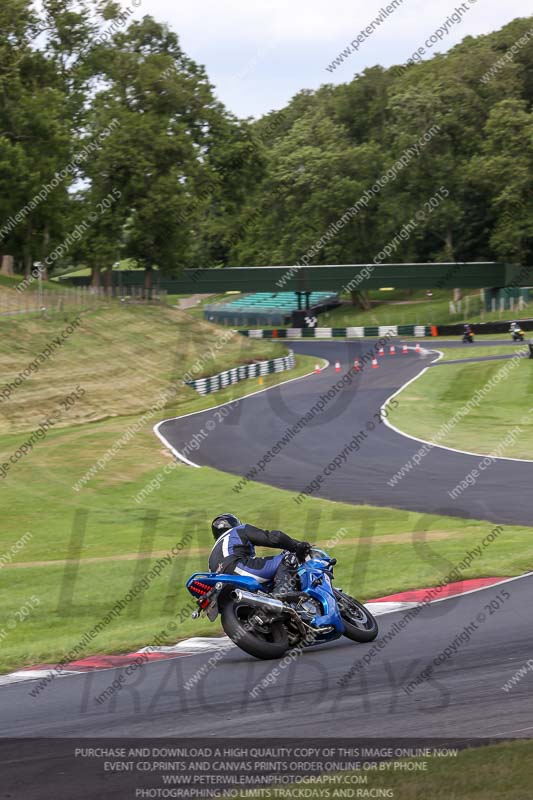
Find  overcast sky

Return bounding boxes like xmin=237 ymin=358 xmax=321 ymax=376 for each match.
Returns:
xmin=137 ymin=0 xmax=530 ymax=119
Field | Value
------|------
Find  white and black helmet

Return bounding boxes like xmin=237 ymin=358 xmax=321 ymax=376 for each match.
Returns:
xmin=211 ymin=513 xmax=241 ymax=541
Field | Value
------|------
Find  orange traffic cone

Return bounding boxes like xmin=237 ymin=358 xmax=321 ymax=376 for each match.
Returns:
xmin=415 ymin=343 xmax=421 ymax=353
xmin=335 ymin=361 xmax=341 ymax=372
xmin=378 ymin=346 xmax=385 ymax=356
xmin=353 ymin=359 xmax=360 ymax=371
xmin=390 ymin=345 xmax=396 ymax=355
xmin=314 ymin=364 xmax=321 ymax=374
xmin=372 ymin=357 xmax=379 ymax=369
xmin=402 ymin=343 xmax=408 ymax=354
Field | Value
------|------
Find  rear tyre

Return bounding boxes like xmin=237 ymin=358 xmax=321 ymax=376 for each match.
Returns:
xmin=221 ymin=600 xmax=289 ymax=660
xmin=334 ymin=589 xmax=378 ymax=642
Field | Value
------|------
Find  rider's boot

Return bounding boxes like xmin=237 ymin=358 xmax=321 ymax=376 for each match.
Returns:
xmin=271 ymin=554 xmax=304 ymax=600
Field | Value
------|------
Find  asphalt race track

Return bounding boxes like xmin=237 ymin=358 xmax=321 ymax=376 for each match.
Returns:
xmin=1 ymin=338 xmax=532 ymax=788
xmin=0 ymin=573 xmax=532 ymax=743
xmin=157 ymin=339 xmax=533 ymax=527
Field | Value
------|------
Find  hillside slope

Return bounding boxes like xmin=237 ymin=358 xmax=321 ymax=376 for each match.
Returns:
xmin=0 ymin=304 xmax=287 ymax=434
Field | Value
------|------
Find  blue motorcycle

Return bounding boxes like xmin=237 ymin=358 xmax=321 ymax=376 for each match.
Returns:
xmin=186 ymin=546 xmax=378 ymax=660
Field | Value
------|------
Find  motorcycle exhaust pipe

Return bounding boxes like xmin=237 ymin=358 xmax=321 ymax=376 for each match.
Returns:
xmin=231 ymin=589 xmax=288 ymax=614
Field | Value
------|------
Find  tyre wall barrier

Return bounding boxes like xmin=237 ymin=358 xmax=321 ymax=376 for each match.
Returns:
xmin=239 ymin=325 xmax=431 ymax=339
xmin=186 ymin=352 xmax=296 ymax=395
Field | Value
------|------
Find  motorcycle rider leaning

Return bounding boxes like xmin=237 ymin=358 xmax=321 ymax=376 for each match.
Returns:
xmin=510 ymin=322 xmax=525 ymax=341
xmin=209 ymin=514 xmax=311 ymax=597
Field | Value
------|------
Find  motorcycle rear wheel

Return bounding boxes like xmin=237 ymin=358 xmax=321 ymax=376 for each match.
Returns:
xmin=221 ymin=600 xmax=289 ymax=660
xmin=334 ymin=589 xmax=378 ymax=642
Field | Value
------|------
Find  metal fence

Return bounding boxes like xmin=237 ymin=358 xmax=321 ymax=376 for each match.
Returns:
xmin=0 ymin=286 xmax=167 ymax=316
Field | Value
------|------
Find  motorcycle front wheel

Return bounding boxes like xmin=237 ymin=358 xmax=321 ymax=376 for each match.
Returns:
xmin=221 ymin=600 xmax=289 ymax=659
xmin=334 ymin=589 xmax=378 ymax=643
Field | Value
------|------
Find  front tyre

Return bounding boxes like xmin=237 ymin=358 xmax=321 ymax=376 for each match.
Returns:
xmin=221 ymin=600 xmax=289 ymax=660
xmin=334 ymin=589 xmax=378 ymax=642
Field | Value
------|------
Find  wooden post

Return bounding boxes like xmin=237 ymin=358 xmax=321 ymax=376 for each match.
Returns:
xmin=1 ymin=255 xmax=14 ymax=276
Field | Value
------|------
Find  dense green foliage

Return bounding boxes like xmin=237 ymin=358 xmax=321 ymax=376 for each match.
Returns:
xmin=233 ymin=16 xmax=533 ymax=269
xmin=0 ymin=5 xmax=532 ymax=285
xmin=0 ymin=0 xmax=258 ymax=285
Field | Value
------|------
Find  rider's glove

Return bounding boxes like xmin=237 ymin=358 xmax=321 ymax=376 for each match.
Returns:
xmin=282 ymin=552 xmax=300 ymax=569
xmin=295 ymin=542 xmax=311 ymax=562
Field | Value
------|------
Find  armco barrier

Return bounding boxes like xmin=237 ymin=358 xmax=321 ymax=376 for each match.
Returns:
xmin=433 ymin=319 xmax=533 ymax=336
xmin=239 ymin=318 xmax=533 ymax=339
xmin=186 ymin=352 xmax=295 ymax=395
xmin=239 ymin=325 xmax=432 ymax=339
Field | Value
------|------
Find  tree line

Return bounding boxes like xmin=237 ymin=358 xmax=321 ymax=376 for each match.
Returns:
xmin=0 ymin=3 xmax=532 ymax=289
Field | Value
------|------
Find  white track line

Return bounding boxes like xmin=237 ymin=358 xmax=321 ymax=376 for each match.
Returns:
xmin=489 ymin=724 xmax=533 ymax=737
xmin=401 ymin=571 xmax=533 ymax=608
xmin=154 ymin=356 xmax=330 ymax=468
xmin=381 ymin=347 xmax=533 ymax=464
xmin=3 ymin=347 xmax=528 ymax=690
xmin=158 ymin=341 xmax=533 ymax=468
xmin=2 ymin=573 xmax=531 ymax=688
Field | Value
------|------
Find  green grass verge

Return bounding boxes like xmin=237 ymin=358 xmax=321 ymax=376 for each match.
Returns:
xmin=55 ymin=259 xmax=144 ymax=279
xmin=2 ymin=405 xmax=533 ymax=673
xmin=236 ymin=740 xmax=533 ymax=799
xmin=368 ymin=740 xmax=533 ymax=799
xmin=0 ymin=304 xmax=289 ymax=434
xmin=320 ymin=292 xmax=532 ymax=327
xmin=0 ymin=273 xmax=68 ymax=292
xmin=389 ymin=346 xmax=533 ymax=458
xmin=176 ymin=293 xmax=241 ymax=317
xmin=323 ymin=293 xmax=462 ymax=327
xmin=2 ymin=306 xmax=533 ymax=674
xmin=438 ymin=344 xmax=528 ymax=360
xmin=223 ymin=290 xmax=531 ymax=331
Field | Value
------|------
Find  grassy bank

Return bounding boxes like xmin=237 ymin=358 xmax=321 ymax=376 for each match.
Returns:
xmin=437 ymin=344 xmax=528 ymax=360
xmin=2 ymin=409 xmax=533 ymax=672
xmin=0 ymin=304 xmax=289 ymax=434
xmin=0 ymin=274 xmax=65 ymax=291
xmin=236 ymin=740 xmax=533 ymax=800
xmin=216 ymin=288 xmax=532 ymax=330
xmin=389 ymin=346 xmax=533 ymax=457
xmin=367 ymin=740 xmax=533 ymax=799
xmin=320 ymin=291 xmax=532 ymax=328
xmin=2 ymin=305 xmax=533 ymax=674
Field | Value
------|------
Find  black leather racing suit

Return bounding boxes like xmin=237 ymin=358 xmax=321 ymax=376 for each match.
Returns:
xmin=208 ymin=523 xmax=304 ymax=591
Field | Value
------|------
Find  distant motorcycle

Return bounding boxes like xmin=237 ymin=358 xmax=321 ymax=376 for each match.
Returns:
xmin=186 ymin=546 xmax=378 ymax=660
xmin=462 ymin=329 xmax=474 ymax=343
xmin=510 ymin=323 xmax=525 ymax=342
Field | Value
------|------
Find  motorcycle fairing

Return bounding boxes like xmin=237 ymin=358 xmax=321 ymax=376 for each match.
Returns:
xmin=297 ymin=560 xmax=345 ymax=637
xmin=187 ymin=572 xmax=264 ymax=593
